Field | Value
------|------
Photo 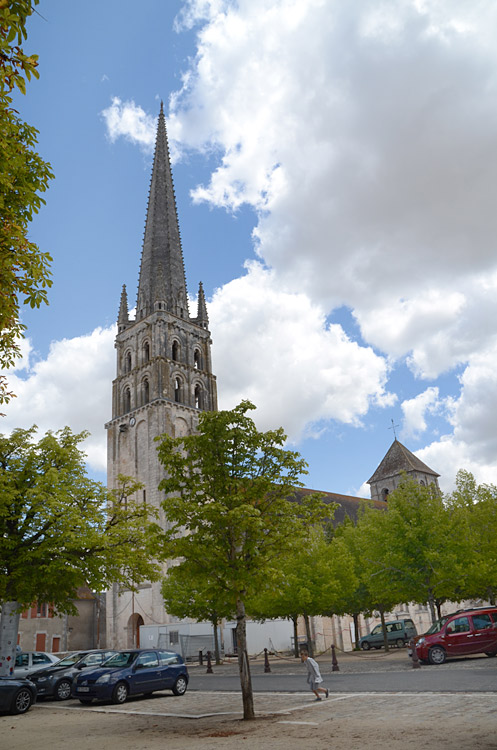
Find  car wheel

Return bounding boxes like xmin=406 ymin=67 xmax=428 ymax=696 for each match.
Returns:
xmin=172 ymin=675 xmax=188 ymax=696
xmin=112 ymin=681 xmax=129 ymax=704
xmin=10 ymin=688 xmax=33 ymax=715
xmin=428 ymin=645 xmax=446 ymax=665
xmin=485 ymin=652 xmax=497 ymax=657
xmin=361 ymin=641 xmax=371 ymax=651
xmin=396 ymin=639 xmax=405 ymax=648
xmin=79 ymin=699 xmax=93 ymax=705
xmin=55 ymin=679 xmax=72 ymax=701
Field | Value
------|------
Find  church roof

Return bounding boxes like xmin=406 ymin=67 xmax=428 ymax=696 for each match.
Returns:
xmin=366 ymin=439 xmax=440 ymax=484
xmin=294 ymin=488 xmax=387 ymax=525
xmin=136 ymin=102 xmax=189 ymax=317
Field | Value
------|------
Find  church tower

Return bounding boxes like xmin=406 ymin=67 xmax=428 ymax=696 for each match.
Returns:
xmin=105 ymin=104 xmax=217 ymax=648
xmin=367 ymin=439 xmax=440 ymax=502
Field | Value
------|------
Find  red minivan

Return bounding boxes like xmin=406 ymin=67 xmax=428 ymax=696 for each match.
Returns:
xmin=413 ymin=606 xmax=497 ymax=664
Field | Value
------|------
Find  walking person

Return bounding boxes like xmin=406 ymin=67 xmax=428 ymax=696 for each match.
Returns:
xmin=301 ymin=648 xmax=329 ymax=701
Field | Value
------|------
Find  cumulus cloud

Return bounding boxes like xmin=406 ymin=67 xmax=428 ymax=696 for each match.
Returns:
xmin=170 ymin=0 xmax=497 ymax=368
xmin=401 ymin=386 xmax=441 ymax=438
xmin=209 ymin=262 xmax=395 ymax=440
xmin=2 ymin=327 xmax=116 ymax=473
xmin=101 ymin=97 xmax=157 ymax=152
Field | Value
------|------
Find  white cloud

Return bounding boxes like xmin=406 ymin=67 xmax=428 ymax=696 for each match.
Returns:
xmin=169 ymin=0 xmax=497 ymax=377
xmin=101 ymin=97 xmax=156 ymax=152
xmin=2 ymin=327 xmax=116 ymax=473
xmin=209 ymin=262 xmax=395 ymax=440
xmin=401 ymin=386 xmax=441 ymax=438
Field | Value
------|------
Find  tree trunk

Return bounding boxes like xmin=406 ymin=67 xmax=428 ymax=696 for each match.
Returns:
xmin=427 ymin=593 xmax=437 ymax=625
xmin=236 ymin=597 xmax=255 ymax=720
xmin=352 ymin=613 xmax=360 ymax=648
xmin=380 ymin=609 xmax=389 ymax=652
xmin=436 ymin=599 xmax=443 ymax=621
xmin=0 ymin=601 xmax=20 ymax=677
xmin=211 ymin=616 xmax=221 ymax=665
xmin=292 ymin=615 xmax=299 ymax=658
xmin=303 ymin=612 xmax=314 ymax=656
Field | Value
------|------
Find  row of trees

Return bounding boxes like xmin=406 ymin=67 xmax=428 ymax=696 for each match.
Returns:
xmin=156 ymin=401 xmax=497 ymax=718
xmin=1 ymin=404 xmax=496 ymax=718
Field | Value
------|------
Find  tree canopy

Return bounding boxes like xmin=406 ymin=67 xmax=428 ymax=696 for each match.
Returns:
xmin=156 ymin=400 xmax=328 ymax=719
xmin=0 ymin=426 xmax=161 ymax=676
xmin=0 ymin=0 xmax=53 ymax=406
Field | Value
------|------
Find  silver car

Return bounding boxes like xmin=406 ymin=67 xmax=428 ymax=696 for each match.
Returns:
xmin=14 ymin=652 xmax=61 ymax=678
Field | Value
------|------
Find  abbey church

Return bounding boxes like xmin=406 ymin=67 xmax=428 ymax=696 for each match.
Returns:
xmin=104 ymin=106 xmax=441 ymax=652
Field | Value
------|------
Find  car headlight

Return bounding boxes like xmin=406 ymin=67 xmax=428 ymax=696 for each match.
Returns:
xmin=416 ymin=637 xmax=425 ymax=646
xmin=96 ymin=673 xmax=111 ymax=684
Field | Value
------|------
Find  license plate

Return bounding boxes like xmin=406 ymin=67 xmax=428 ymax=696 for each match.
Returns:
xmin=77 ymin=687 xmax=90 ymax=692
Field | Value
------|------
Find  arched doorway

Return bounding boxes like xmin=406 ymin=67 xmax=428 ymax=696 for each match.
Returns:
xmin=127 ymin=613 xmax=144 ymax=648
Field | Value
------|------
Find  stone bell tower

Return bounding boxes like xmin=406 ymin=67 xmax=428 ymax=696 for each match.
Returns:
xmin=105 ymin=103 xmax=217 ymax=648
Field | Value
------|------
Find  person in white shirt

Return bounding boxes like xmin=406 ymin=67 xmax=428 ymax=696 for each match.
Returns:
xmin=301 ymin=649 xmax=329 ymax=701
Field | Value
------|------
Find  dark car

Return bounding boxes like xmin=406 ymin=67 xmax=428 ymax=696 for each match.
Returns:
xmin=413 ymin=606 xmax=497 ymax=664
xmin=72 ymin=649 xmax=189 ymax=705
xmin=359 ymin=619 xmax=417 ymax=650
xmin=0 ymin=677 xmax=37 ymax=714
xmin=28 ymin=649 xmax=117 ymax=700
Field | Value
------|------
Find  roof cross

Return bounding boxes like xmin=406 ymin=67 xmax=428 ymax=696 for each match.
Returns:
xmin=389 ymin=418 xmax=399 ymax=439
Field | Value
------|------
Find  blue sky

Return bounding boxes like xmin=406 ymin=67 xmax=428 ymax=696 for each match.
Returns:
xmin=5 ymin=0 xmax=497 ymax=496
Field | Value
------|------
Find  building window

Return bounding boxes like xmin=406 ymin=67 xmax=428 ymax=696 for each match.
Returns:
xmin=125 ymin=351 xmax=132 ymax=373
xmin=123 ymin=387 xmax=131 ymax=413
xmin=194 ymin=384 xmax=202 ymax=409
xmin=143 ymin=341 xmax=150 ymax=363
xmin=194 ymin=349 xmax=202 ymax=369
xmin=174 ymin=377 xmax=181 ymax=403
xmin=169 ymin=631 xmax=179 ymax=645
xmin=143 ymin=379 xmax=149 ymax=405
xmin=37 ymin=603 xmax=48 ymax=618
xmin=381 ymin=488 xmax=389 ymax=501
xmin=172 ymin=340 xmax=179 ymax=361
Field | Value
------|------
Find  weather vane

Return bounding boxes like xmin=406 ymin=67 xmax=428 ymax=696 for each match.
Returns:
xmin=389 ymin=418 xmax=399 ymax=439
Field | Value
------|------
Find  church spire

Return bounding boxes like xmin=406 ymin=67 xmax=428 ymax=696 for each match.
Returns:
xmin=196 ymin=281 xmax=209 ymax=328
xmin=118 ymin=284 xmax=129 ymax=332
xmin=136 ymin=102 xmax=189 ymax=319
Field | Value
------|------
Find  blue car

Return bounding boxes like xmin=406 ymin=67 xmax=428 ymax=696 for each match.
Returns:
xmin=72 ymin=649 xmax=189 ymax=705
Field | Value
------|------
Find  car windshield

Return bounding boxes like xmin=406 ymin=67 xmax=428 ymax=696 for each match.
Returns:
xmin=102 ymin=652 xmax=137 ymax=668
xmin=425 ymin=616 xmax=450 ymax=635
xmin=54 ymin=653 xmax=87 ymax=667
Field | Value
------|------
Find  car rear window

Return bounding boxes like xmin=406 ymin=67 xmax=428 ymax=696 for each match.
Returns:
xmin=472 ymin=613 xmax=493 ymax=630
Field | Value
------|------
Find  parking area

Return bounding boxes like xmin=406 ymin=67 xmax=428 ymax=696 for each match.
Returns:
xmin=4 ymin=690 xmax=497 ymax=750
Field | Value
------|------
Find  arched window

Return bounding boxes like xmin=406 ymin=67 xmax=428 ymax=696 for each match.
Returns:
xmin=125 ymin=351 xmax=132 ymax=373
xmin=174 ymin=377 xmax=181 ymax=403
xmin=172 ymin=340 xmax=179 ymax=361
xmin=143 ymin=379 xmax=149 ymax=405
xmin=194 ymin=384 xmax=202 ymax=409
xmin=143 ymin=341 xmax=150 ymax=363
xmin=194 ymin=349 xmax=202 ymax=369
xmin=381 ymin=488 xmax=389 ymax=501
xmin=123 ymin=387 xmax=131 ymax=413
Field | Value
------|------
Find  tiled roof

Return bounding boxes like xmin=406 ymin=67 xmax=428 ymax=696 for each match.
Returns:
xmin=367 ymin=439 xmax=440 ymax=484
xmin=293 ymin=487 xmax=387 ymax=525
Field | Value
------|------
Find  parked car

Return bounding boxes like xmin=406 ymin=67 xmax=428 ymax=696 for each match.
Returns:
xmin=14 ymin=651 xmax=61 ymax=678
xmin=28 ymin=649 xmax=117 ymax=700
xmin=359 ymin=619 xmax=417 ymax=650
xmin=0 ymin=677 xmax=37 ymax=715
xmin=72 ymin=649 xmax=189 ymax=705
xmin=412 ymin=606 xmax=497 ymax=665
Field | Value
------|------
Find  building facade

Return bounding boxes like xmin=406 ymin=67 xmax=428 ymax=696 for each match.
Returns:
xmin=105 ymin=104 xmax=217 ymax=649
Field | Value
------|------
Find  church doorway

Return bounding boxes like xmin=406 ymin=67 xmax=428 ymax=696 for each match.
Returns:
xmin=127 ymin=613 xmax=144 ymax=648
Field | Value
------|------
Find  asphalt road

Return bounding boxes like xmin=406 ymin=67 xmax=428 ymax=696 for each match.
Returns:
xmin=189 ymin=654 xmax=497 ymax=693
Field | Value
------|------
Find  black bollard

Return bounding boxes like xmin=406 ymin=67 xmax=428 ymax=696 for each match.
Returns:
xmin=199 ymin=649 xmax=203 ymax=666
xmin=206 ymin=650 xmax=213 ymax=674
xmin=331 ymin=644 xmax=340 ymax=672
xmin=264 ymin=647 xmax=271 ymax=673
xmin=410 ymin=638 xmax=421 ymax=669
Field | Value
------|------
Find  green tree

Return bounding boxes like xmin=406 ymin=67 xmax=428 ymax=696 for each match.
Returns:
xmin=156 ymin=400 xmax=327 ymax=720
xmin=0 ymin=426 xmax=161 ymax=676
xmin=447 ymin=470 xmax=497 ymax=604
xmin=355 ymin=477 xmax=468 ymax=626
xmin=161 ymin=562 xmax=235 ymax=665
xmin=0 ymin=0 xmax=54 ymax=407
